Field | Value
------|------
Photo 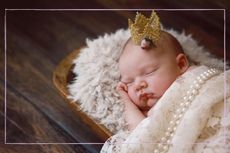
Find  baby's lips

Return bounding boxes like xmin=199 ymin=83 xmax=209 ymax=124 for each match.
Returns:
xmin=139 ymin=93 xmax=155 ymax=100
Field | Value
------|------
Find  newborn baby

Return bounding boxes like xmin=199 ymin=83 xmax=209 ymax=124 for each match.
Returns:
xmin=101 ymin=11 xmax=228 ymax=153
xmin=117 ymin=31 xmax=190 ymax=131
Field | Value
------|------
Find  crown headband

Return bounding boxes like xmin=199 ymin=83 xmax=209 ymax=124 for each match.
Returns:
xmin=128 ymin=10 xmax=161 ymax=49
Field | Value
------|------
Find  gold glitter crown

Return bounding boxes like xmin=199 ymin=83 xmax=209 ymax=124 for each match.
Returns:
xmin=128 ymin=10 xmax=161 ymax=45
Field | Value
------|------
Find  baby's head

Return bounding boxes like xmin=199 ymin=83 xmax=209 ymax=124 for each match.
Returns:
xmin=119 ymin=31 xmax=189 ymax=112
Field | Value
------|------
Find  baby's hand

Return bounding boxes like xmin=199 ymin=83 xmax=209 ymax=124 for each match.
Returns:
xmin=116 ymin=82 xmax=131 ymax=102
xmin=117 ymin=82 xmax=145 ymax=131
xmin=116 ymin=82 xmax=137 ymax=112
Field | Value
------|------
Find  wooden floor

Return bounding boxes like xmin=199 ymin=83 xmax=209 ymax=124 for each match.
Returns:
xmin=0 ymin=0 xmax=229 ymax=153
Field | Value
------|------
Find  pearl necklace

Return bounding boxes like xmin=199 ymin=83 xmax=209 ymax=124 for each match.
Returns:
xmin=153 ymin=68 xmax=220 ymax=153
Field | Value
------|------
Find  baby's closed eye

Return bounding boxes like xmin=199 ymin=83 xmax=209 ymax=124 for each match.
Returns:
xmin=144 ymin=67 xmax=159 ymax=76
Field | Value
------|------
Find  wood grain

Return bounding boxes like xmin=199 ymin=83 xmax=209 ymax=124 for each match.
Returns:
xmin=0 ymin=81 xmax=91 ymax=153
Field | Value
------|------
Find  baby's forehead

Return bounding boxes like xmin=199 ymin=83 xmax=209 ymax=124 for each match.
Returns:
xmin=119 ymin=42 xmax=163 ymax=67
xmin=122 ymin=31 xmax=182 ymax=57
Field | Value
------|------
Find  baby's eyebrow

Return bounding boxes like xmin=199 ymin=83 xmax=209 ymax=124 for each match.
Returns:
xmin=139 ymin=63 xmax=159 ymax=72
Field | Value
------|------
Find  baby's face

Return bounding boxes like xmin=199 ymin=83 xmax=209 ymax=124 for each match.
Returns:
xmin=119 ymin=40 xmax=185 ymax=112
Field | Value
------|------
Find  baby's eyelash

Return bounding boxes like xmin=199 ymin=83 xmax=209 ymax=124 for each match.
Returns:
xmin=146 ymin=71 xmax=154 ymax=75
xmin=145 ymin=68 xmax=158 ymax=76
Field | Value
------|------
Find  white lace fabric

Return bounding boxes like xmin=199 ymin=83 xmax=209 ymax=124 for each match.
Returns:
xmin=101 ymin=66 xmax=230 ymax=153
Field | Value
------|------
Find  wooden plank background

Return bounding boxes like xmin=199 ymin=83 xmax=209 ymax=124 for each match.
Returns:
xmin=0 ymin=0 xmax=229 ymax=153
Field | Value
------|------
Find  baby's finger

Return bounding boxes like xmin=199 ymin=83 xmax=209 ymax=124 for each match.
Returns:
xmin=117 ymin=82 xmax=128 ymax=92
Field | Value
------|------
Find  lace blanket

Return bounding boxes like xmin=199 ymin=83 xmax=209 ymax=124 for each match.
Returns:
xmin=101 ymin=66 xmax=230 ymax=153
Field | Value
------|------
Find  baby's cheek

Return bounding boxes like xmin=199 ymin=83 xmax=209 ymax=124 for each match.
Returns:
xmin=158 ymin=77 xmax=175 ymax=94
xmin=127 ymin=88 xmax=138 ymax=103
xmin=149 ymin=76 xmax=172 ymax=95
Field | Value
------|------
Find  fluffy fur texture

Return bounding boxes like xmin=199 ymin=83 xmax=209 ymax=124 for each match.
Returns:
xmin=68 ymin=28 xmax=225 ymax=134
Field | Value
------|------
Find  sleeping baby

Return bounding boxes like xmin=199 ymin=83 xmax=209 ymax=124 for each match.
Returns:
xmin=117 ymin=30 xmax=190 ymax=131
xmin=101 ymin=11 xmax=230 ymax=153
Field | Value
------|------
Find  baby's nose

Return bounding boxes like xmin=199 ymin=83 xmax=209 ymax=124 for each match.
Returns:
xmin=135 ymin=81 xmax=148 ymax=91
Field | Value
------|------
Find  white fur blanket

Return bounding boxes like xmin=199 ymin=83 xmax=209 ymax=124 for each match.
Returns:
xmin=101 ymin=66 xmax=230 ymax=153
xmin=68 ymin=28 xmax=225 ymax=134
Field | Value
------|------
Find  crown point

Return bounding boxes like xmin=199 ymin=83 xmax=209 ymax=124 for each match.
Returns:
xmin=128 ymin=10 xmax=161 ymax=46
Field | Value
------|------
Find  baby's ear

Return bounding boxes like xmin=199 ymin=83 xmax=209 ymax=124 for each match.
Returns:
xmin=176 ymin=53 xmax=189 ymax=74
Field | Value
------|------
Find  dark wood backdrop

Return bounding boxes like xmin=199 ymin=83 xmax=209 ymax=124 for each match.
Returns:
xmin=0 ymin=0 xmax=229 ymax=153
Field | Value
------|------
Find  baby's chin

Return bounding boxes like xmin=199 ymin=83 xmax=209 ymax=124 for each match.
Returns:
xmin=138 ymin=98 xmax=160 ymax=111
xmin=143 ymin=99 xmax=160 ymax=117
xmin=147 ymin=98 xmax=159 ymax=108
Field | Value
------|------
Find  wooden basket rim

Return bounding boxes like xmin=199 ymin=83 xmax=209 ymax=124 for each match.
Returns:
xmin=53 ymin=48 xmax=112 ymax=140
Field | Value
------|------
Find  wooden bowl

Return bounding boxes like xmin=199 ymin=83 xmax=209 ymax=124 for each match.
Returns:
xmin=53 ymin=48 xmax=112 ymax=142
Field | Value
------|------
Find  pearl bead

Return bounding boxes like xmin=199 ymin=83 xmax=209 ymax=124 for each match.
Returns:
xmin=204 ymin=72 xmax=210 ymax=76
xmin=185 ymin=101 xmax=190 ymax=106
xmin=163 ymin=145 xmax=168 ymax=150
xmin=161 ymin=137 xmax=166 ymax=142
xmin=188 ymin=95 xmax=194 ymax=101
xmin=165 ymin=132 xmax=170 ymax=136
xmin=167 ymin=127 xmax=173 ymax=132
xmin=154 ymin=149 xmax=159 ymax=153
xmin=183 ymin=96 xmax=187 ymax=101
xmin=209 ymin=71 xmax=214 ymax=75
xmin=201 ymin=75 xmax=207 ymax=80
xmin=173 ymin=114 xmax=178 ymax=119
xmin=180 ymin=102 xmax=185 ymax=106
xmin=193 ymin=80 xmax=198 ymax=84
xmin=198 ymin=78 xmax=204 ymax=84
xmin=181 ymin=108 xmax=186 ymax=112
xmin=173 ymin=127 xmax=177 ymax=131
xmin=178 ymin=114 xmax=183 ymax=118
xmin=194 ymin=83 xmax=200 ymax=89
xmin=192 ymin=89 xmax=198 ymax=94
xmin=176 ymin=120 xmax=180 ymax=125
xmin=158 ymin=143 xmax=163 ymax=148
xmin=186 ymin=90 xmax=190 ymax=95
xmin=170 ymin=120 xmax=175 ymax=125
xmin=166 ymin=139 xmax=171 ymax=144
xmin=176 ymin=108 xmax=181 ymax=113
